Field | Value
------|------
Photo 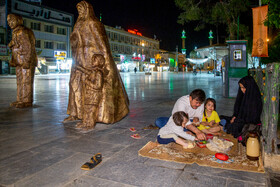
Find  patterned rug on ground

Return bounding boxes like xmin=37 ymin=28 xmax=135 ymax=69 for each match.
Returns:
xmin=138 ymin=132 xmax=264 ymax=173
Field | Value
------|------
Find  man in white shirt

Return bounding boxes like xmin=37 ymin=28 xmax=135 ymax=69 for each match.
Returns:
xmin=155 ymin=89 xmax=206 ymax=140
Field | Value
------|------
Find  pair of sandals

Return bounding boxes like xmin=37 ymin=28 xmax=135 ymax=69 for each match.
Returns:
xmin=81 ymin=153 xmax=102 ymax=170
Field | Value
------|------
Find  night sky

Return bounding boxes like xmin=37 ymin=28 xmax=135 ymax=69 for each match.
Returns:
xmin=41 ymin=0 xmax=215 ymax=53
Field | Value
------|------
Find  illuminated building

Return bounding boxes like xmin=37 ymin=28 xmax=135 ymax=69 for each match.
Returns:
xmin=104 ymin=25 xmax=159 ymax=72
xmin=0 ymin=0 xmax=159 ymax=74
xmin=156 ymin=49 xmax=186 ymax=72
xmin=0 ymin=0 xmax=74 ymax=74
xmin=193 ymin=44 xmax=227 ymax=71
xmin=0 ymin=24 xmax=8 ymax=74
xmin=188 ymin=30 xmax=228 ymax=73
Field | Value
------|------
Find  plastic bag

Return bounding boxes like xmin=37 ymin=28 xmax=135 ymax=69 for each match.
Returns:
xmin=206 ymin=137 xmax=234 ymax=153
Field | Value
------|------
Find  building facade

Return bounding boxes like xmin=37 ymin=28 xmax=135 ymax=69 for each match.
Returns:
xmin=0 ymin=0 xmax=160 ymax=74
xmin=0 ymin=0 xmax=74 ymax=74
xmin=194 ymin=44 xmax=228 ymax=72
xmin=105 ymin=25 xmax=159 ymax=72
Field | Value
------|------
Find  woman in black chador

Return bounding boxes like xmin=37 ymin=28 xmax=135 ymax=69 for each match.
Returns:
xmin=220 ymin=76 xmax=263 ymax=138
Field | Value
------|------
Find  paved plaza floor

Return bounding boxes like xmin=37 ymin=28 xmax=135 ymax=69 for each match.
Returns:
xmin=0 ymin=72 xmax=279 ymax=186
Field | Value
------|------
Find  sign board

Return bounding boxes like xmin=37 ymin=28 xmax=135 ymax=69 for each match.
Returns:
xmin=0 ymin=45 xmax=7 ymax=55
xmin=233 ymin=49 xmax=242 ymax=61
xmin=228 ymin=42 xmax=247 ymax=68
xmin=54 ymin=51 xmax=66 ymax=59
xmin=11 ymin=0 xmax=73 ymax=26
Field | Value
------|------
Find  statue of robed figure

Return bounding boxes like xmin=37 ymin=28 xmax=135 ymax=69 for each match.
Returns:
xmin=64 ymin=0 xmax=129 ymax=129
xmin=7 ymin=14 xmax=37 ymax=108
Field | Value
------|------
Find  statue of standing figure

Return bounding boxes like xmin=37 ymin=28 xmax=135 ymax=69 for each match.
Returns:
xmin=7 ymin=14 xmax=37 ymax=108
xmin=64 ymin=0 xmax=129 ymax=129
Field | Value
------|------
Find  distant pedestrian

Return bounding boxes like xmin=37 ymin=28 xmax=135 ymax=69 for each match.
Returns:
xmin=134 ymin=67 xmax=137 ymax=73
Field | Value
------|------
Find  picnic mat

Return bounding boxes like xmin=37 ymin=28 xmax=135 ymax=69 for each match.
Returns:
xmin=138 ymin=132 xmax=264 ymax=173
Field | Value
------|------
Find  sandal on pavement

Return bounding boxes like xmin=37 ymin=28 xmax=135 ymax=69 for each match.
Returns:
xmin=90 ymin=153 xmax=102 ymax=164
xmin=80 ymin=153 xmax=102 ymax=170
xmin=81 ymin=162 xmax=97 ymax=170
xmin=131 ymin=134 xmax=141 ymax=139
xmin=129 ymin=127 xmax=136 ymax=132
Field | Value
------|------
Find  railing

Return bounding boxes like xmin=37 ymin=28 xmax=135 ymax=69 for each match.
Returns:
xmin=249 ymin=63 xmax=280 ymax=154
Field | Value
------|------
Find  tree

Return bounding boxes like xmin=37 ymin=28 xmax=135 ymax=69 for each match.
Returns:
xmin=261 ymin=0 xmax=280 ymax=64
xmin=175 ymin=0 xmax=250 ymax=40
xmin=262 ymin=0 xmax=280 ymax=29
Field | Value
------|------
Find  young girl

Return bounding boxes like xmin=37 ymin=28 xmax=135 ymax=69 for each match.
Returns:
xmin=196 ymin=98 xmax=222 ymax=135
xmin=157 ymin=111 xmax=196 ymax=149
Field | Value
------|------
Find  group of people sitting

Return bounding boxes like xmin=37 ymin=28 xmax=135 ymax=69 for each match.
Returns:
xmin=156 ymin=75 xmax=263 ymax=149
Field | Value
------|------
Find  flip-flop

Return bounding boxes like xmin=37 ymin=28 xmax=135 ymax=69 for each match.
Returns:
xmin=131 ymin=134 xmax=141 ymax=139
xmin=129 ymin=127 xmax=136 ymax=132
xmin=81 ymin=153 xmax=102 ymax=170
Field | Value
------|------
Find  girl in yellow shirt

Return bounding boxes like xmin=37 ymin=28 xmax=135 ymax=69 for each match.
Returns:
xmin=195 ymin=98 xmax=222 ymax=135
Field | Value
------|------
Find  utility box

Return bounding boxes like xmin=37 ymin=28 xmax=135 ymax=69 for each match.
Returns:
xmin=223 ymin=40 xmax=248 ymax=98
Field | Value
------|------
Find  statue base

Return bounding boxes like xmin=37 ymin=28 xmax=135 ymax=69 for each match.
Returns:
xmin=10 ymin=101 xmax=32 ymax=108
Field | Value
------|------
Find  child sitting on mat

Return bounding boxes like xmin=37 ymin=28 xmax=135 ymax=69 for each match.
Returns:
xmin=157 ymin=111 xmax=196 ymax=149
xmin=194 ymin=98 xmax=222 ymax=136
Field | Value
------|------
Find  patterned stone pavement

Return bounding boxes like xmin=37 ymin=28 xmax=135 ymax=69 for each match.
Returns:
xmin=0 ymin=72 xmax=279 ymax=187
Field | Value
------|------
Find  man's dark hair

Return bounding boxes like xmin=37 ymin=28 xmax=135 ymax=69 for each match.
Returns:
xmin=190 ymin=89 xmax=206 ymax=103
xmin=173 ymin=111 xmax=189 ymax=126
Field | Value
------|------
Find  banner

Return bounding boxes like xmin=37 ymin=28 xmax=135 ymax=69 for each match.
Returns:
xmin=252 ymin=5 xmax=268 ymax=57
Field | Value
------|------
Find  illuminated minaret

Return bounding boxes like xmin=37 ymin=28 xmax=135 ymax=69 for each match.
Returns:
xmin=209 ymin=30 xmax=214 ymax=46
xmin=181 ymin=30 xmax=186 ymax=55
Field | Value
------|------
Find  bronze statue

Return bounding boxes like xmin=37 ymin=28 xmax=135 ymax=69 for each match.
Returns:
xmin=7 ymin=14 xmax=37 ymax=108
xmin=64 ymin=0 xmax=129 ymax=128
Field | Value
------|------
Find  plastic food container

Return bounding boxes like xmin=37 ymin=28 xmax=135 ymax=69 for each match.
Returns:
xmin=196 ymin=140 xmax=208 ymax=148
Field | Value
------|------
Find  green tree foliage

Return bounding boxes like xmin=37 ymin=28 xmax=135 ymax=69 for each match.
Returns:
xmin=175 ymin=0 xmax=215 ymax=31
xmin=261 ymin=34 xmax=280 ymax=64
xmin=262 ymin=0 xmax=280 ymax=29
xmin=261 ymin=0 xmax=280 ymax=63
xmin=175 ymin=0 xmax=250 ymax=40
